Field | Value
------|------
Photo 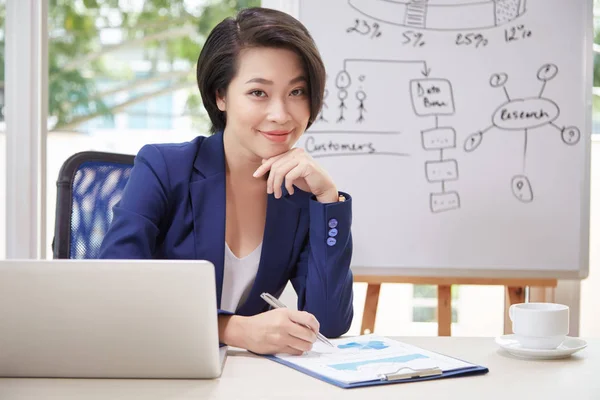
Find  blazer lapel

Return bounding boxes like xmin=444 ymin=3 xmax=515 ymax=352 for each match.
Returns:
xmin=236 ymin=189 xmax=303 ymax=316
xmin=189 ymin=131 xmax=307 ymax=313
xmin=190 ymin=132 xmax=226 ymax=308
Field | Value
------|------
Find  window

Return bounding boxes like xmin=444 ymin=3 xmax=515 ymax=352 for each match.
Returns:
xmin=45 ymin=1 xmax=260 ymax=257
xmin=81 ymin=79 xmax=118 ymax=131
xmin=412 ymin=285 xmax=459 ymax=324
xmin=127 ymin=73 xmax=173 ymax=130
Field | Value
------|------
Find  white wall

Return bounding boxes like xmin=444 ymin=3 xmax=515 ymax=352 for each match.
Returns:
xmin=580 ymin=138 xmax=600 ymax=337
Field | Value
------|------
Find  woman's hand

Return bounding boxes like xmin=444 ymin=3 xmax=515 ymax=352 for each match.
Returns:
xmin=221 ymin=309 xmax=319 ymax=355
xmin=253 ymin=148 xmax=338 ymax=203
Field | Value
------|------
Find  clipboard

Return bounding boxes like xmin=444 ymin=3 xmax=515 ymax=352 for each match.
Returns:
xmin=262 ymin=336 xmax=489 ymax=389
xmin=264 ymin=355 xmax=488 ymax=389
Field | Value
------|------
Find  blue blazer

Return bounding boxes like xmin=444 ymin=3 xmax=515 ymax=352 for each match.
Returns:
xmin=99 ymin=131 xmax=354 ymax=337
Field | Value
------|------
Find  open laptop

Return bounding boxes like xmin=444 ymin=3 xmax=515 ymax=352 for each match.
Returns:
xmin=0 ymin=259 xmax=227 ymax=379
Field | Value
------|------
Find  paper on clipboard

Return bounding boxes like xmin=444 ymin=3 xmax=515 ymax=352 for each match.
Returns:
xmin=272 ymin=334 xmax=475 ymax=385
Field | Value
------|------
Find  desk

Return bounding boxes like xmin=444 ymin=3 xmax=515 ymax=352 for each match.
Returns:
xmin=0 ymin=337 xmax=597 ymax=399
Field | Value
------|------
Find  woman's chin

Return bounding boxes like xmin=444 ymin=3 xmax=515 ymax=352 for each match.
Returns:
xmin=258 ymin=145 xmax=293 ymax=159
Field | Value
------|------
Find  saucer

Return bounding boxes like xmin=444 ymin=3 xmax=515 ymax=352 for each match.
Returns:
xmin=495 ymin=334 xmax=587 ymax=360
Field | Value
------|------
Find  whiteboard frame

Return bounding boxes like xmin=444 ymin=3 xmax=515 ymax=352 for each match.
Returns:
xmin=262 ymin=0 xmax=593 ymax=280
xmin=578 ymin=0 xmax=594 ymax=281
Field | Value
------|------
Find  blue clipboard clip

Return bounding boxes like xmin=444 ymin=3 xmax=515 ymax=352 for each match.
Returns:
xmin=378 ymin=366 xmax=443 ymax=381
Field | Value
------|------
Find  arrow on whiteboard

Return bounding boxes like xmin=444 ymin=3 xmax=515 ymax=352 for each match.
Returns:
xmin=343 ymin=59 xmax=430 ymax=76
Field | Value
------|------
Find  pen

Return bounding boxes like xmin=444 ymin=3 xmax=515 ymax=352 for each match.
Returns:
xmin=260 ymin=292 xmax=335 ymax=347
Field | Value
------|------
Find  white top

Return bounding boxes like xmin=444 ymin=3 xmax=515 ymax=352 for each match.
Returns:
xmin=219 ymin=242 xmax=262 ymax=313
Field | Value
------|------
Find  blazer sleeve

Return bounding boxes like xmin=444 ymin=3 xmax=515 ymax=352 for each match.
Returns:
xmin=289 ymin=192 xmax=354 ymax=338
xmin=98 ymin=144 xmax=170 ymax=259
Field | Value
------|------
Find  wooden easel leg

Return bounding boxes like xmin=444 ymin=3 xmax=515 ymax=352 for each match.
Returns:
xmin=529 ymin=286 xmax=554 ymax=302
xmin=361 ymin=283 xmax=381 ymax=334
xmin=504 ymin=286 xmax=525 ymax=334
xmin=437 ymin=285 xmax=452 ymax=336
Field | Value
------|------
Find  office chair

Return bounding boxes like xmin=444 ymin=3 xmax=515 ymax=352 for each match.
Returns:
xmin=53 ymin=151 xmax=135 ymax=259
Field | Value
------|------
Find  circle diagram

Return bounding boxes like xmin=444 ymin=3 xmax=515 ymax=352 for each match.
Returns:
xmin=348 ymin=0 xmax=527 ymax=31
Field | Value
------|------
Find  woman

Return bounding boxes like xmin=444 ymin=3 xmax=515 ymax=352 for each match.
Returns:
xmin=99 ymin=7 xmax=354 ymax=356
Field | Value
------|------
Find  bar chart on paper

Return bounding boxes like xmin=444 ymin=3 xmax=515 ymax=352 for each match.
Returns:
xmin=271 ymin=335 xmax=475 ymax=385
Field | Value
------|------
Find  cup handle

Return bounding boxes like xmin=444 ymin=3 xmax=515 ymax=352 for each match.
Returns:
xmin=509 ymin=304 xmax=516 ymax=322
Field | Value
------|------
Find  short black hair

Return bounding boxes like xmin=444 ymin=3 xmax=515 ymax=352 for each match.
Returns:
xmin=196 ymin=7 xmax=326 ymax=133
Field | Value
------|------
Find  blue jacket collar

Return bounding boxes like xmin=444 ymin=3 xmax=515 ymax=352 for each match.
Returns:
xmin=192 ymin=130 xmax=226 ymax=179
xmin=191 ymin=129 xmax=310 ymax=209
xmin=188 ymin=130 xmax=307 ymax=311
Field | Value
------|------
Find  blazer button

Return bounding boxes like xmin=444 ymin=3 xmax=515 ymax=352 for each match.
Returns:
xmin=328 ymin=218 xmax=338 ymax=229
xmin=327 ymin=237 xmax=337 ymax=247
xmin=328 ymin=228 xmax=338 ymax=237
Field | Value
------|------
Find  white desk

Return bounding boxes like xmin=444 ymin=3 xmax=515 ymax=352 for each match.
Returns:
xmin=0 ymin=337 xmax=597 ymax=400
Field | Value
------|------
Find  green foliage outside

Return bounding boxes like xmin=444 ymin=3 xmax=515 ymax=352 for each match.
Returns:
xmin=0 ymin=0 xmax=259 ymax=131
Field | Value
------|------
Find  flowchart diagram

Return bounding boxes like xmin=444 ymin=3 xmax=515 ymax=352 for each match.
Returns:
xmin=300 ymin=0 xmax=582 ymax=213
xmin=463 ymin=64 xmax=580 ymax=203
xmin=312 ymin=58 xmax=461 ymax=213
xmin=295 ymin=0 xmax=588 ymax=274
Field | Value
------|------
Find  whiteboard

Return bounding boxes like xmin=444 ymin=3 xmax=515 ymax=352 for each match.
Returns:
xmin=282 ymin=0 xmax=592 ymax=279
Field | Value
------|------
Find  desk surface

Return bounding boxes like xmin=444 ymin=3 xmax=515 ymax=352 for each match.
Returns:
xmin=0 ymin=337 xmax=597 ymax=400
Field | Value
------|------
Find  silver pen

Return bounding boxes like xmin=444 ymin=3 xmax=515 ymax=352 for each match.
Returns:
xmin=260 ymin=292 xmax=335 ymax=347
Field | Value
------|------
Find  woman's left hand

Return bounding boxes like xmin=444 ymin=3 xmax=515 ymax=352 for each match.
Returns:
xmin=253 ymin=148 xmax=338 ymax=203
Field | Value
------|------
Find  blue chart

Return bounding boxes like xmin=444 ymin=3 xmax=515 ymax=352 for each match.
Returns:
xmin=330 ymin=340 xmax=430 ymax=372
xmin=337 ymin=340 xmax=389 ymax=350
xmin=329 ymin=354 xmax=428 ymax=372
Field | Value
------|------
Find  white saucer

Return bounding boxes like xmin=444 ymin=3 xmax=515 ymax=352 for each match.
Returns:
xmin=495 ymin=334 xmax=587 ymax=360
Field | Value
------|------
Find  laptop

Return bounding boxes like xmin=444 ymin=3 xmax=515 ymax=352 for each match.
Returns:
xmin=0 ymin=259 xmax=227 ymax=379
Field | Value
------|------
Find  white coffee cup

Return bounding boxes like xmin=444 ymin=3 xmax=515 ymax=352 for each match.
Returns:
xmin=509 ymin=302 xmax=569 ymax=350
